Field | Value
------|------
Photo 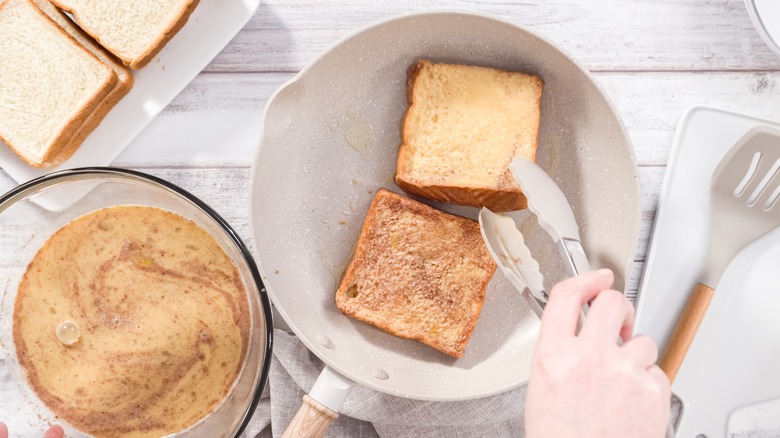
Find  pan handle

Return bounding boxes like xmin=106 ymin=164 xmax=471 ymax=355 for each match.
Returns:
xmin=283 ymin=366 xmax=354 ymax=438
xmin=658 ymin=282 xmax=715 ymax=383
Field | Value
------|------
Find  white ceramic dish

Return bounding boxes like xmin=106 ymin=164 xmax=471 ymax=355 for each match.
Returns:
xmin=635 ymin=106 xmax=780 ymax=437
xmin=250 ymin=11 xmax=641 ymax=402
xmin=0 ymin=0 xmax=261 ymax=203
xmin=745 ymin=0 xmax=780 ymax=58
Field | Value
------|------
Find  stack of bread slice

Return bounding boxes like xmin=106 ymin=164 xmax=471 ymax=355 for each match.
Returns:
xmin=0 ymin=0 xmax=198 ymax=167
xmin=50 ymin=0 xmax=200 ymax=69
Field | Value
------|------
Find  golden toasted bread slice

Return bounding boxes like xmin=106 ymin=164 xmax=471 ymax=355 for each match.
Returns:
xmin=335 ymin=189 xmax=497 ymax=358
xmin=396 ymin=60 xmax=543 ymax=212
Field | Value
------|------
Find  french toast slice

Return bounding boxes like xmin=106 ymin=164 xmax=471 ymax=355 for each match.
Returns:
xmin=396 ymin=60 xmax=543 ymax=212
xmin=335 ymin=189 xmax=497 ymax=358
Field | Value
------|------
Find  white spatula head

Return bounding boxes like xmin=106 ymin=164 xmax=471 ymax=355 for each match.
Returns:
xmin=704 ymin=125 xmax=780 ymax=287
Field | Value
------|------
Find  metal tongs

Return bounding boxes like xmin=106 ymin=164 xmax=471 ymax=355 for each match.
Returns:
xmin=479 ymin=157 xmax=590 ymax=321
xmin=479 ymin=208 xmax=548 ymax=318
xmin=479 ymin=158 xmax=676 ymax=438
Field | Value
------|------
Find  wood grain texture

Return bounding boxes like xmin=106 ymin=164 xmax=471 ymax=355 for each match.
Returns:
xmin=659 ymin=283 xmax=716 ymax=383
xmin=282 ymin=395 xmax=338 ymax=438
xmin=2 ymin=0 xmax=780 ymax=433
xmin=601 ymin=72 xmax=780 ymax=165
xmin=205 ymin=0 xmax=780 ymax=73
xmin=112 ymin=72 xmax=780 ymax=167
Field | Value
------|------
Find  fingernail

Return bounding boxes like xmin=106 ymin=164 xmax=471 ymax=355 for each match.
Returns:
xmin=597 ymin=268 xmax=613 ymax=279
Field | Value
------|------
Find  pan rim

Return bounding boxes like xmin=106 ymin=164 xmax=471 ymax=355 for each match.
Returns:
xmin=249 ymin=10 xmax=640 ymax=402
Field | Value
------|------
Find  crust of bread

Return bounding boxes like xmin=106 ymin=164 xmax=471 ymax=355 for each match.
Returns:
xmin=395 ymin=178 xmax=528 ymax=212
xmin=51 ymin=72 xmax=134 ymax=165
xmin=32 ymin=0 xmax=133 ymax=165
xmin=47 ymin=81 xmax=127 ymax=166
xmin=128 ymin=0 xmax=199 ymax=69
xmin=50 ymin=0 xmax=200 ymax=69
xmin=335 ymin=189 xmax=496 ymax=358
xmin=0 ymin=0 xmax=117 ymax=168
xmin=33 ymin=1 xmax=117 ymax=167
xmin=396 ymin=59 xmax=543 ymax=212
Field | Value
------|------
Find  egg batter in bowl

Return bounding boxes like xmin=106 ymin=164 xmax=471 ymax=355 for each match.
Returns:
xmin=13 ymin=205 xmax=250 ymax=437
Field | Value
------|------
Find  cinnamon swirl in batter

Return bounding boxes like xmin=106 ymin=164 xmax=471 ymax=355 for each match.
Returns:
xmin=13 ymin=206 xmax=250 ymax=437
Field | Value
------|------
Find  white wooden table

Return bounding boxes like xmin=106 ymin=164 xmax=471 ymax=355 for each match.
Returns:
xmin=2 ymin=1 xmax=780 ymax=435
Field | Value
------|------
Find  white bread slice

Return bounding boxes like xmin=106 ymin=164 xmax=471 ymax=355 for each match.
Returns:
xmin=0 ymin=0 xmax=117 ymax=167
xmin=396 ymin=60 xmax=544 ymax=212
xmin=335 ymin=189 xmax=497 ymax=358
xmin=32 ymin=0 xmax=134 ymax=161
xmin=49 ymin=0 xmax=200 ymax=69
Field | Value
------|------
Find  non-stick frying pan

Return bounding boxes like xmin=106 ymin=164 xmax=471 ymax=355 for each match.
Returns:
xmin=249 ymin=11 xmax=641 ymax=435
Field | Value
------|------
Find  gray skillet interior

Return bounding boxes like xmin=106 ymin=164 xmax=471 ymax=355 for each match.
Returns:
xmin=249 ymin=11 xmax=641 ymax=401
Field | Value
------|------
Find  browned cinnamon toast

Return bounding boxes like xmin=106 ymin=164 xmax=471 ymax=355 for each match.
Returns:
xmin=335 ymin=189 xmax=497 ymax=358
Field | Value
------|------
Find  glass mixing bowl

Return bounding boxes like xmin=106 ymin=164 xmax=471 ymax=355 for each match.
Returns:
xmin=0 ymin=168 xmax=272 ymax=437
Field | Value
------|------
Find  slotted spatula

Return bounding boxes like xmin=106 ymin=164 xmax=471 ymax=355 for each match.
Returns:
xmin=659 ymin=125 xmax=780 ymax=383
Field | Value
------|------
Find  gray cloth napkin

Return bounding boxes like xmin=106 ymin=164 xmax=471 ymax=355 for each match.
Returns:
xmin=242 ymin=330 xmax=527 ymax=437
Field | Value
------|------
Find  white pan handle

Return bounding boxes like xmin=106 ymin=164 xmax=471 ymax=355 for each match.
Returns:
xmin=282 ymin=366 xmax=354 ymax=438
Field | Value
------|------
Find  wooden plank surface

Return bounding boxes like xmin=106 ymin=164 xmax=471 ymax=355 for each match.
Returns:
xmin=2 ymin=0 xmax=780 ymax=434
xmin=207 ymin=0 xmax=780 ymax=72
xmin=113 ymin=71 xmax=780 ymax=167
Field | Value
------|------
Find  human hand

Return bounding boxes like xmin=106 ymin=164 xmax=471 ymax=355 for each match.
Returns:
xmin=525 ymin=269 xmax=671 ymax=438
xmin=0 ymin=422 xmax=64 ymax=438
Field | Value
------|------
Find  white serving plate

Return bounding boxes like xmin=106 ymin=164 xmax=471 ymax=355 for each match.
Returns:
xmin=0 ymin=0 xmax=261 ymax=209
xmin=635 ymin=106 xmax=780 ymax=437
xmin=746 ymin=0 xmax=780 ymax=58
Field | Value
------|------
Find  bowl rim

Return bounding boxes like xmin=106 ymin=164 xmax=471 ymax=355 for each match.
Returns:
xmin=0 ymin=166 xmax=274 ymax=437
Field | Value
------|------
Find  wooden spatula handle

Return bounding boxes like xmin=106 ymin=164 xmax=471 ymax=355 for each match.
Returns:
xmin=282 ymin=395 xmax=339 ymax=438
xmin=658 ymin=283 xmax=715 ymax=383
